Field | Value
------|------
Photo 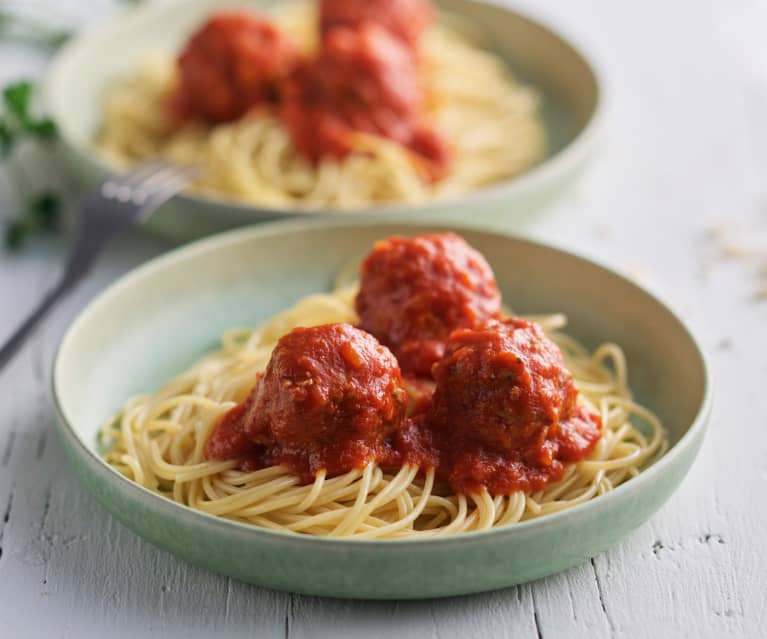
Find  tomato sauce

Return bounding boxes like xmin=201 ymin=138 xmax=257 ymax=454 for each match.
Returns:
xmin=168 ymin=1 xmax=451 ymax=179
xmin=427 ymin=318 xmax=602 ymax=494
xmin=205 ymin=235 xmax=602 ymax=496
xmin=281 ymin=24 xmax=451 ymax=180
xmin=169 ymin=13 xmax=300 ymax=123
xmin=356 ymin=233 xmax=502 ymax=376
xmin=206 ymin=324 xmax=409 ymax=482
xmin=319 ymin=0 xmax=434 ymax=50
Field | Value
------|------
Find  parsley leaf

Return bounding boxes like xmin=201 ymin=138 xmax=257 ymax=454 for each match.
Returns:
xmin=2 ymin=79 xmax=58 ymax=140
xmin=4 ymin=219 xmax=30 ymax=251
xmin=29 ymin=191 xmax=61 ymax=230
xmin=0 ymin=119 xmax=14 ymax=157
xmin=3 ymin=80 xmax=34 ymax=121
xmin=1 ymin=79 xmax=62 ymax=251
xmin=26 ymin=117 xmax=57 ymax=139
xmin=3 ymin=191 xmax=62 ymax=251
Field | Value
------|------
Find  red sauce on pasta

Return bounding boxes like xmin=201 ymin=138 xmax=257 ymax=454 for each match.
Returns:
xmin=169 ymin=13 xmax=300 ymax=123
xmin=319 ymin=0 xmax=434 ymax=50
xmin=427 ymin=318 xmax=602 ymax=494
xmin=167 ymin=1 xmax=452 ymax=180
xmin=205 ymin=233 xmax=602 ymax=496
xmin=205 ymin=324 xmax=409 ymax=482
xmin=281 ymin=24 xmax=451 ymax=180
xmin=356 ymin=233 xmax=502 ymax=376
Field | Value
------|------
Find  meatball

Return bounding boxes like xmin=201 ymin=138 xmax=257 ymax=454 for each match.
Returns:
xmin=320 ymin=0 xmax=434 ymax=50
xmin=170 ymin=13 xmax=300 ymax=123
xmin=281 ymin=23 xmax=423 ymax=162
xmin=428 ymin=318 xmax=602 ymax=494
xmin=243 ymin=323 xmax=408 ymax=480
xmin=355 ymin=233 xmax=502 ymax=377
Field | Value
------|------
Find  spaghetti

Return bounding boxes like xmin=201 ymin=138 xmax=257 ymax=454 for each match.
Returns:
xmin=94 ymin=2 xmax=545 ymax=209
xmin=100 ymin=285 xmax=667 ymax=539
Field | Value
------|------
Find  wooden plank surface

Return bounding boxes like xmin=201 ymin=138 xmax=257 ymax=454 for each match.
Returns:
xmin=1 ymin=0 xmax=765 ymax=637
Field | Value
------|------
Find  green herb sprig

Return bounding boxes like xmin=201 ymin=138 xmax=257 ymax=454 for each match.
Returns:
xmin=4 ymin=191 xmax=62 ymax=250
xmin=1 ymin=80 xmax=58 ymax=154
xmin=1 ymin=79 xmax=62 ymax=251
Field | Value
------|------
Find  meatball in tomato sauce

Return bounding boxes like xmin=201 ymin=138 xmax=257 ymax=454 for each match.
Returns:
xmin=170 ymin=13 xmax=300 ymax=123
xmin=281 ymin=22 xmax=450 ymax=177
xmin=428 ymin=318 xmax=602 ymax=494
xmin=319 ymin=0 xmax=434 ymax=50
xmin=206 ymin=324 xmax=409 ymax=481
xmin=355 ymin=233 xmax=502 ymax=377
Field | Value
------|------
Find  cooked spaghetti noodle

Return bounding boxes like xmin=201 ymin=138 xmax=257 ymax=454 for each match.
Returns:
xmin=99 ymin=285 xmax=667 ymax=539
xmin=94 ymin=3 xmax=545 ymax=209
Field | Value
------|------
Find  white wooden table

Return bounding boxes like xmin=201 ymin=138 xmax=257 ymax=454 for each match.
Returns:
xmin=1 ymin=1 xmax=765 ymax=637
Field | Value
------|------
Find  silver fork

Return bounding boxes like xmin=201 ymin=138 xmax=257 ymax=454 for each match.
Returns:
xmin=0 ymin=162 xmax=195 ymax=371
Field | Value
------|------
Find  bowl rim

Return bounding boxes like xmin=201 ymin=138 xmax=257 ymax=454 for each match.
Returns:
xmin=52 ymin=217 xmax=713 ymax=548
xmin=42 ymin=0 xmax=606 ymax=218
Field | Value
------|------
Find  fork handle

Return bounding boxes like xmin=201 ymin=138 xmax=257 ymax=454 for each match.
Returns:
xmin=0 ymin=264 xmax=89 ymax=371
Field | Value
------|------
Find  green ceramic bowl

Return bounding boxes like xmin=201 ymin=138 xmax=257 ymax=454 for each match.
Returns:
xmin=53 ymin=220 xmax=711 ymax=599
xmin=43 ymin=0 xmax=602 ymax=241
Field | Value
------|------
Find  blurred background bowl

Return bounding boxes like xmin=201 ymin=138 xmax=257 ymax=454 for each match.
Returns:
xmin=44 ymin=0 xmax=602 ymax=241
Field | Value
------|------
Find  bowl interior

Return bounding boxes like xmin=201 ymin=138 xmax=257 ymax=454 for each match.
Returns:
xmin=44 ymin=0 xmax=600 ymax=208
xmin=55 ymin=221 xmax=706 ymax=460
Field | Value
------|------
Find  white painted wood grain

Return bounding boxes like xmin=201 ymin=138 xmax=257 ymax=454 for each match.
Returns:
xmin=1 ymin=0 xmax=766 ymax=637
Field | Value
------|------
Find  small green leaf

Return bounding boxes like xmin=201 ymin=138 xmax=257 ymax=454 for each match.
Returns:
xmin=27 ymin=117 xmax=57 ymax=139
xmin=0 ymin=119 xmax=14 ymax=157
xmin=1 ymin=79 xmax=62 ymax=253
xmin=29 ymin=191 xmax=61 ymax=230
xmin=2 ymin=80 xmax=58 ymax=140
xmin=4 ymin=219 xmax=30 ymax=251
xmin=3 ymin=80 xmax=33 ymax=121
